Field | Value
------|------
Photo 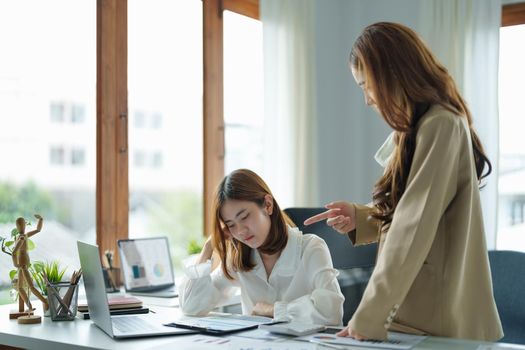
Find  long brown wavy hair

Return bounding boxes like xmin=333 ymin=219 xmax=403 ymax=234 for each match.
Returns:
xmin=212 ymin=169 xmax=294 ymax=279
xmin=350 ymin=22 xmax=491 ymax=231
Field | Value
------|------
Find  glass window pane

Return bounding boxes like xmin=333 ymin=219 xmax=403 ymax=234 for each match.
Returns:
xmin=0 ymin=0 xmax=96 ymax=304
xmin=128 ymin=0 xmax=203 ymax=275
xmin=224 ymin=11 xmax=264 ymax=175
xmin=497 ymin=24 xmax=525 ymax=251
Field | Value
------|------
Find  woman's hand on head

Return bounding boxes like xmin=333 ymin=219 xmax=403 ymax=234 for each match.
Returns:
xmin=251 ymin=302 xmax=274 ymax=317
xmin=197 ymin=236 xmax=214 ymax=264
xmin=303 ymin=201 xmax=356 ymax=234
xmin=336 ymin=325 xmax=368 ymax=340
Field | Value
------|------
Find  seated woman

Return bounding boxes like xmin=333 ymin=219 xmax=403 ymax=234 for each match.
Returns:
xmin=179 ymin=169 xmax=344 ymax=325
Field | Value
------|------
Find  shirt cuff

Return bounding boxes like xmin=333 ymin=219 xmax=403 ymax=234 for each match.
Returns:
xmin=273 ymin=301 xmax=291 ymax=322
xmin=183 ymin=259 xmax=212 ymax=279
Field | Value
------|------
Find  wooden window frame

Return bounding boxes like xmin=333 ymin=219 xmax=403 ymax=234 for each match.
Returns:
xmin=95 ymin=0 xmax=260 ymax=258
xmin=203 ymin=0 xmax=259 ymax=236
xmin=502 ymin=2 xmax=525 ymax=27
xmin=96 ymin=0 xmax=128 ymax=261
xmin=224 ymin=0 xmax=259 ymax=20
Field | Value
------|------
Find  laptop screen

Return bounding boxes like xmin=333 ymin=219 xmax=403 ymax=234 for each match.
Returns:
xmin=118 ymin=237 xmax=175 ymax=292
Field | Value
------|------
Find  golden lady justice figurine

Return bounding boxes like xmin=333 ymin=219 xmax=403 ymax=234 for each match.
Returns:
xmin=11 ymin=215 xmax=48 ymax=324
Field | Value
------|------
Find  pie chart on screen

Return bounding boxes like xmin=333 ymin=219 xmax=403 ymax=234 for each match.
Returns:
xmin=153 ymin=263 xmax=164 ymax=277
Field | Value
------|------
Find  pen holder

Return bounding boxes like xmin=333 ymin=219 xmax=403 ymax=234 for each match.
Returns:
xmin=47 ymin=282 xmax=79 ymax=321
xmin=102 ymin=267 xmax=121 ymax=293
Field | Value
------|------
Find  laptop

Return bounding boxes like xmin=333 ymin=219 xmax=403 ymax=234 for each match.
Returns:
xmin=77 ymin=241 xmax=195 ymax=339
xmin=118 ymin=237 xmax=178 ymax=298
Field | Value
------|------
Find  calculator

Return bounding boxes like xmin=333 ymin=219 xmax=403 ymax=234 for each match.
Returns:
xmin=259 ymin=322 xmax=326 ymax=336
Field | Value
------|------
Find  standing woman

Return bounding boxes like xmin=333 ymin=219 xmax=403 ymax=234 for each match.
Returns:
xmin=305 ymin=22 xmax=503 ymax=341
xmin=179 ymin=169 xmax=344 ymax=326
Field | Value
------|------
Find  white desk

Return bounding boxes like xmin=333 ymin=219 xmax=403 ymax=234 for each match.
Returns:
xmin=1 ymin=302 xmax=524 ymax=350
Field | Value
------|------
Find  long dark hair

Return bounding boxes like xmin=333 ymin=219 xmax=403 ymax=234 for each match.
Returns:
xmin=350 ymin=22 xmax=491 ymax=230
xmin=211 ymin=169 xmax=294 ymax=279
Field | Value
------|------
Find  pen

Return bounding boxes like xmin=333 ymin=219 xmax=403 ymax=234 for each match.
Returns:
xmin=307 ymin=339 xmax=346 ymax=350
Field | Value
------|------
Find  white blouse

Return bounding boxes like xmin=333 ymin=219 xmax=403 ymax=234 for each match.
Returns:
xmin=179 ymin=227 xmax=344 ymax=326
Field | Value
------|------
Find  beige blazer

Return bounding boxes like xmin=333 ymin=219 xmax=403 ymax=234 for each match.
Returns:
xmin=347 ymin=104 xmax=503 ymax=341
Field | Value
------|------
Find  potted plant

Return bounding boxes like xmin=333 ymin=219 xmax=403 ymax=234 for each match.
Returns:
xmin=30 ymin=260 xmax=67 ymax=316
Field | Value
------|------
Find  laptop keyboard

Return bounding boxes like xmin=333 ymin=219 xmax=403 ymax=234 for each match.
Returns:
xmin=112 ymin=316 xmax=158 ymax=333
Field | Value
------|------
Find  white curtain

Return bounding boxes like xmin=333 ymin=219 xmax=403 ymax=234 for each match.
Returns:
xmin=419 ymin=0 xmax=501 ymax=249
xmin=260 ymin=0 xmax=318 ymax=209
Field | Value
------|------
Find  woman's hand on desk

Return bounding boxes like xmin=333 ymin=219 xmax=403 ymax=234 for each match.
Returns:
xmin=336 ymin=325 xmax=368 ymax=340
xmin=251 ymin=302 xmax=274 ymax=317
xmin=303 ymin=201 xmax=356 ymax=234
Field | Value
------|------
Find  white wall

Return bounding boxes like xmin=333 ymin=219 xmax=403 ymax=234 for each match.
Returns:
xmin=312 ymin=0 xmax=423 ymax=205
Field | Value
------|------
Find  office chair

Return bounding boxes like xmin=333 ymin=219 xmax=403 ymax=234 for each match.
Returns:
xmin=488 ymin=250 xmax=525 ymax=344
xmin=284 ymin=207 xmax=377 ymax=324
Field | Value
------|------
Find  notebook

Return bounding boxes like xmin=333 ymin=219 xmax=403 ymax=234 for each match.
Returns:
xmin=77 ymin=241 xmax=195 ymax=339
xmin=79 ymin=307 xmax=149 ymax=320
xmin=78 ymin=295 xmax=143 ymax=312
xmin=166 ymin=314 xmax=278 ymax=335
xmin=118 ymin=237 xmax=178 ymax=298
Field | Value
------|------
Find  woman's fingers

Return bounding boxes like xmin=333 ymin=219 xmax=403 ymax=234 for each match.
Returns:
xmin=327 ymin=216 xmax=354 ymax=233
xmin=336 ymin=326 xmax=368 ymax=340
xmin=349 ymin=328 xmax=368 ymax=340
xmin=325 ymin=201 xmax=348 ymax=209
xmin=326 ymin=215 xmax=345 ymax=226
xmin=303 ymin=208 xmax=340 ymax=225
xmin=336 ymin=326 xmax=350 ymax=337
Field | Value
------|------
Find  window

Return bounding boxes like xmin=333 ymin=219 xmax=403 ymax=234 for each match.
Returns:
xmin=128 ymin=0 xmax=203 ymax=273
xmin=71 ymin=104 xmax=86 ymax=124
xmin=223 ymin=10 xmax=264 ymax=175
xmin=71 ymin=148 xmax=86 ymax=166
xmin=134 ymin=111 xmax=146 ymax=128
xmin=0 ymin=0 xmax=260 ymax=305
xmin=151 ymin=151 xmax=163 ymax=168
xmin=151 ymin=113 xmax=163 ymax=129
xmin=497 ymin=4 xmax=525 ymax=251
xmin=134 ymin=150 xmax=146 ymax=168
xmin=0 ymin=0 xmax=95 ymax=304
xmin=50 ymin=102 xmax=65 ymax=123
xmin=50 ymin=146 xmax=65 ymax=165
xmin=201 ymin=0 xmax=260 ymax=235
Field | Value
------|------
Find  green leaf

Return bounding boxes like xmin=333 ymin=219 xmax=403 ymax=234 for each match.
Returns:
xmin=11 ymin=228 xmax=18 ymax=237
xmin=39 ymin=260 xmax=67 ymax=284
xmin=187 ymin=238 xmax=203 ymax=255
xmin=29 ymin=264 xmax=47 ymax=296
xmin=27 ymin=239 xmax=35 ymax=250
xmin=9 ymin=270 xmax=17 ymax=280
xmin=33 ymin=261 xmax=44 ymax=273
xmin=5 ymin=241 xmax=14 ymax=247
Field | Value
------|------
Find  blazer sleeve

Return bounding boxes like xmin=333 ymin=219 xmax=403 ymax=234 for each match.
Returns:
xmin=347 ymin=203 xmax=381 ymax=245
xmin=273 ymin=238 xmax=345 ymax=326
xmin=178 ymin=261 xmax=239 ymax=316
xmin=349 ymin=114 xmax=461 ymax=339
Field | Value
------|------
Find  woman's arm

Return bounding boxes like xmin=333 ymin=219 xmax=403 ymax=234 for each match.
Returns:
xmin=347 ymin=203 xmax=381 ymax=245
xmin=273 ymin=237 xmax=345 ymax=326
xmin=348 ymin=114 xmax=462 ymax=339
xmin=303 ymin=201 xmax=380 ymax=246
xmin=179 ymin=239 xmax=239 ymax=316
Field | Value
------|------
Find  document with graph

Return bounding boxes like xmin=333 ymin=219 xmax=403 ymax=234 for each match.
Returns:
xmin=296 ymin=331 xmax=427 ymax=349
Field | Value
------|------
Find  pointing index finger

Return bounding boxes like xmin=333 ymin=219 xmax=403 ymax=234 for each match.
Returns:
xmin=303 ymin=208 xmax=341 ymax=226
